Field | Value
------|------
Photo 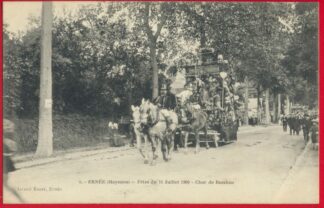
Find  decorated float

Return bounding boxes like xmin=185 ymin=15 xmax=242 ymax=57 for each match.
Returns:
xmin=172 ymin=48 xmax=240 ymax=145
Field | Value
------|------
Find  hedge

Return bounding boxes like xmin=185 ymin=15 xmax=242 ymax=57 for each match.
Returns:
xmin=10 ymin=115 xmax=122 ymax=153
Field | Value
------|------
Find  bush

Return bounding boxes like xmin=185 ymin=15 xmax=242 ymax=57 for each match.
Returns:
xmin=12 ymin=115 xmax=117 ymax=153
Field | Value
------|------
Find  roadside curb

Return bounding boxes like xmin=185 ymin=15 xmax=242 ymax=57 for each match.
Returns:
xmin=272 ymin=140 xmax=312 ymax=202
xmin=15 ymin=146 xmax=134 ymax=170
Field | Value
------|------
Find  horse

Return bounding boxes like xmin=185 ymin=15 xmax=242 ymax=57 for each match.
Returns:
xmin=139 ymin=99 xmax=178 ymax=165
xmin=181 ymin=102 xmax=209 ymax=153
xmin=131 ymin=105 xmax=150 ymax=164
xmin=176 ymin=87 xmax=210 ymax=153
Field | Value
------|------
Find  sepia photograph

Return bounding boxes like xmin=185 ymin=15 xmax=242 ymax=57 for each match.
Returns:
xmin=2 ymin=1 xmax=319 ymax=204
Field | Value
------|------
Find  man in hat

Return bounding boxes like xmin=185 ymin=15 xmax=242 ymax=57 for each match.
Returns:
xmin=282 ymin=114 xmax=288 ymax=132
xmin=310 ymin=118 xmax=318 ymax=150
xmin=301 ymin=113 xmax=312 ymax=143
xmin=154 ymin=83 xmax=177 ymax=110
xmin=287 ymin=114 xmax=296 ymax=135
xmin=294 ymin=113 xmax=302 ymax=136
xmin=153 ymin=83 xmax=178 ymax=144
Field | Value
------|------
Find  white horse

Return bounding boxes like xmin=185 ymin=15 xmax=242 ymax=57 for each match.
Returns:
xmin=139 ymin=99 xmax=178 ymax=165
xmin=131 ymin=105 xmax=150 ymax=164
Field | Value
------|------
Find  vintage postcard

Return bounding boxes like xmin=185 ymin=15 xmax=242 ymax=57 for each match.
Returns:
xmin=2 ymin=1 xmax=319 ymax=204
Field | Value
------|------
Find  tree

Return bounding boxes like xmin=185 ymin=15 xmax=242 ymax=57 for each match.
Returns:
xmin=281 ymin=3 xmax=318 ymax=109
xmin=5 ymin=2 xmax=316 ymax=124
xmin=226 ymin=3 xmax=294 ymax=124
xmin=3 ymin=24 xmax=23 ymax=118
xmin=142 ymin=3 xmax=174 ymax=99
xmin=35 ymin=2 xmax=53 ymax=157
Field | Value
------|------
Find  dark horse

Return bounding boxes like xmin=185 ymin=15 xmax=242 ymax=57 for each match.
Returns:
xmin=181 ymin=103 xmax=209 ymax=153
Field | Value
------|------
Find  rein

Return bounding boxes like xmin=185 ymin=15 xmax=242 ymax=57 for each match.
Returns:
xmin=148 ymin=107 xmax=168 ymax=127
xmin=149 ymin=108 xmax=160 ymax=127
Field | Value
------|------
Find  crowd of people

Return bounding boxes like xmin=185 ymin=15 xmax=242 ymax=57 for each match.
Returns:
xmin=281 ymin=112 xmax=318 ymax=149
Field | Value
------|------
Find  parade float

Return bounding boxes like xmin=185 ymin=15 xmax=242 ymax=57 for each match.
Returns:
xmin=173 ymin=48 xmax=240 ymax=144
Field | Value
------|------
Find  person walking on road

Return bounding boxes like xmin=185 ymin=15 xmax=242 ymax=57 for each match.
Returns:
xmin=295 ymin=113 xmax=303 ymax=136
xmin=301 ymin=113 xmax=312 ymax=143
xmin=287 ymin=114 xmax=294 ymax=135
xmin=282 ymin=115 xmax=288 ymax=132
xmin=310 ymin=118 xmax=319 ymax=150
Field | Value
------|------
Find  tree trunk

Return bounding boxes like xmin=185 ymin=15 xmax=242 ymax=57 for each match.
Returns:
xmin=272 ymin=92 xmax=277 ymax=123
xmin=306 ymin=81 xmax=310 ymax=108
xmin=264 ymin=89 xmax=270 ymax=124
xmin=143 ymin=3 xmax=166 ymax=100
xmin=277 ymin=93 xmax=281 ymax=121
xmin=199 ymin=7 xmax=206 ymax=49
xmin=244 ymin=76 xmax=249 ymax=125
xmin=285 ymin=96 xmax=290 ymax=115
xmin=257 ymin=87 xmax=261 ymax=125
xmin=149 ymin=42 xmax=159 ymax=99
xmin=127 ymin=88 xmax=133 ymax=115
xmin=35 ymin=2 xmax=53 ymax=157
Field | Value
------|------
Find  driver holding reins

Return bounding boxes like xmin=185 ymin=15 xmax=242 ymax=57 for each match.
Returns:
xmin=153 ymin=83 xmax=177 ymax=136
xmin=154 ymin=83 xmax=177 ymax=110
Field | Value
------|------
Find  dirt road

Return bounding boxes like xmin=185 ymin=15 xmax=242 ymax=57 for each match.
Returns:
xmin=3 ymin=125 xmax=318 ymax=204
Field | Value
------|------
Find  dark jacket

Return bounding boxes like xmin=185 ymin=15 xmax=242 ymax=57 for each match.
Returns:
xmin=282 ymin=117 xmax=288 ymax=125
xmin=154 ymin=92 xmax=177 ymax=110
xmin=302 ymin=117 xmax=312 ymax=132
xmin=294 ymin=117 xmax=302 ymax=131
xmin=310 ymin=124 xmax=318 ymax=143
xmin=287 ymin=117 xmax=293 ymax=127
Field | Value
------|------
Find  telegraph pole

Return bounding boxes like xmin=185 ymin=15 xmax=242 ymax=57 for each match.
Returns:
xmin=35 ymin=2 xmax=53 ymax=157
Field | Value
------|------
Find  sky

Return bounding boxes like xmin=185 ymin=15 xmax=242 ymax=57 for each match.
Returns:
xmin=3 ymin=2 xmax=96 ymax=34
xmin=3 ymin=2 xmax=296 ymax=35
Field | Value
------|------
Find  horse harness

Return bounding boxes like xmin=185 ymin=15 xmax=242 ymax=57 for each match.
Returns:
xmin=147 ymin=108 xmax=171 ymax=129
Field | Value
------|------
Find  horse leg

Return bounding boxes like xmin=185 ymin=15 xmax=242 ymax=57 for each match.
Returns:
xmin=195 ymin=130 xmax=200 ymax=154
xmin=179 ymin=129 xmax=185 ymax=148
xmin=184 ymin=131 xmax=189 ymax=154
xmin=167 ymin=133 xmax=174 ymax=160
xmin=136 ymin=137 xmax=145 ymax=158
xmin=143 ymin=134 xmax=149 ymax=164
xmin=150 ymin=135 xmax=158 ymax=165
xmin=161 ymin=137 xmax=168 ymax=162
xmin=135 ymin=130 xmax=146 ymax=162
xmin=214 ymin=132 xmax=219 ymax=148
xmin=204 ymin=126 xmax=209 ymax=149
xmin=174 ymin=129 xmax=180 ymax=152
